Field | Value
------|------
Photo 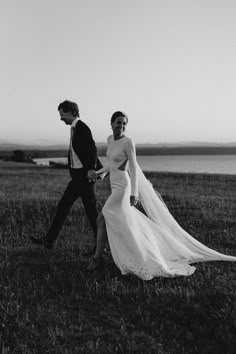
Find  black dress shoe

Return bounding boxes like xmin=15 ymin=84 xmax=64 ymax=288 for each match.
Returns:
xmin=86 ymin=257 xmax=104 ymax=272
xmin=29 ymin=236 xmax=54 ymax=250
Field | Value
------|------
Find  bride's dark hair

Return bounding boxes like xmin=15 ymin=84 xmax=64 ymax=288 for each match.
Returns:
xmin=111 ymin=111 xmax=128 ymax=124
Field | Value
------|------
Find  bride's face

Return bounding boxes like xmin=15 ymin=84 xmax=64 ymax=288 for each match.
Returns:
xmin=112 ymin=116 xmax=128 ymax=139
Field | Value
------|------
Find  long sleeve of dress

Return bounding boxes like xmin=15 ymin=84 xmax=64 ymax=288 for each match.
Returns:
xmin=125 ymin=138 xmax=138 ymax=196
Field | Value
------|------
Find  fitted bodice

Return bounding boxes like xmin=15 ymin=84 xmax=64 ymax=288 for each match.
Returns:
xmin=97 ymin=135 xmax=138 ymax=196
xmin=107 ymin=136 xmax=129 ymax=170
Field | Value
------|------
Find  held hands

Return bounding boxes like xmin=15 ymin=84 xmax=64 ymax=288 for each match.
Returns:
xmin=130 ymin=195 xmax=139 ymax=206
xmin=87 ymin=170 xmax=97 ymax=182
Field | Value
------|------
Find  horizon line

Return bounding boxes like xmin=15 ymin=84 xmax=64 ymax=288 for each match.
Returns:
xmin=0 ymin=140 xmax=236 ymax=148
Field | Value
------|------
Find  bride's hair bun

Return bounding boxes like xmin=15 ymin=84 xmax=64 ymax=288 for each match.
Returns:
xmin=111 ymin=111 xmax=128 ymax=124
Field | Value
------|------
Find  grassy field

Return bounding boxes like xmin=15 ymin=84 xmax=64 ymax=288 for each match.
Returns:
xmin=0 ymin=161 xmax=235 ymax=353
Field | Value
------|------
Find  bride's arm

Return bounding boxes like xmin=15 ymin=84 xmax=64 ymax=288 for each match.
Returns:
xmin=125 ymin=138 xmax=138 ymax=200
xmin=95 ymin=160 xmax=110 ymax=177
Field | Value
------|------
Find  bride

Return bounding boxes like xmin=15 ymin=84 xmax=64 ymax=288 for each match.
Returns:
xmin=87 ymin=111 xmax=236 ymax=279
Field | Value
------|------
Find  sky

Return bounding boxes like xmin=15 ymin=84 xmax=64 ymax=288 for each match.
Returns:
xmin=1 ymin=0 xmax=236 ymax=145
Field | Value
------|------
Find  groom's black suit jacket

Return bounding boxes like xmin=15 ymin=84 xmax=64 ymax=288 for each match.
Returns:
xmin=45 ymin=119 xmax=102 ymax=242
xmin=69 ymin=119 xmax=102 ymax=179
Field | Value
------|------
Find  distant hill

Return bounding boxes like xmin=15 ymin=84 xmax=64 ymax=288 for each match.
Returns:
xmin=0 ymin=141 xmax=236 ymax=158
xmin=0 ymin=143 xmax=69 ymax=151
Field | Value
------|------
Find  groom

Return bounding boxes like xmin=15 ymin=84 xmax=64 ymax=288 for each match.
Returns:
xmin=30 ymin=100 xmax=102 ymax=252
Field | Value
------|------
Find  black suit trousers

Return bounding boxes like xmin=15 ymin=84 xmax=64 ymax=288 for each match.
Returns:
xmin=46 ymin=169 xmax=98 ymax=243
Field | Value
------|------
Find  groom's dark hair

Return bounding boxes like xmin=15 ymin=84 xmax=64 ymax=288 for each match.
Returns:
xmin=111 ymin=111 xmax=128 ymax=124
xmin=58 ymin=100 xmax=80 ymax=117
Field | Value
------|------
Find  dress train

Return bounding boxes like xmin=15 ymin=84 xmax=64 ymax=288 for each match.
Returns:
xmin=102 ymin=166 xmax=235 ymax=280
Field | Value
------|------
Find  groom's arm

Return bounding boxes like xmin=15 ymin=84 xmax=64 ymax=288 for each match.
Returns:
xmin=72 ymin=123 xmax=98 ymax=172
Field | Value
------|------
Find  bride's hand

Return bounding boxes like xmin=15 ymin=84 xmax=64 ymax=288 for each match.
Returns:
xmin=130 ymin=195 xmax=139 ymax=206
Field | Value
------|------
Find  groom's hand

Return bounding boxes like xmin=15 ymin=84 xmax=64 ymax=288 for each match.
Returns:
xmin=130 ymin=195 xmax=139 ymax=206
xmin=87 ymin=170 xmax=96 ymax=182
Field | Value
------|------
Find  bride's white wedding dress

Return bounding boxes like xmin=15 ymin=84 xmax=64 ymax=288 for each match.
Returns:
xmin=97 ymin=135 xmax=236 ymax=280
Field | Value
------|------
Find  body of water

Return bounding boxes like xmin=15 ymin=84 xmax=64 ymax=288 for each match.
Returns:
xmin=34 ymin=155 xmax=236 ymax=175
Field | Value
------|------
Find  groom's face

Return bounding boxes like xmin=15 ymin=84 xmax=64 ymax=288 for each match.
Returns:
xmin=59 ymin=109 xmax=75 ymax=125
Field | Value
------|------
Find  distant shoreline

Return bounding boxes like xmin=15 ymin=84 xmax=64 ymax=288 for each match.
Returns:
xmin=32 ymin=154 xmax=236 ymax=175
xmin=0 ymin=146 xmax=236 ymax=159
